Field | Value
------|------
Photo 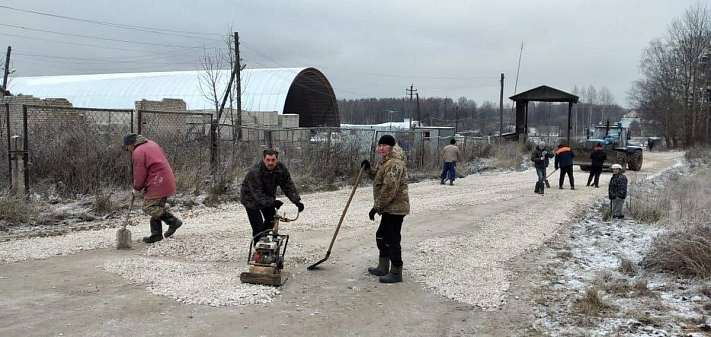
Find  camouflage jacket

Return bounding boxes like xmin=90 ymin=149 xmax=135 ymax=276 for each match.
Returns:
xmin=240 ymin=161 xmax=301 ymax=210
xmin=365 ymin=145 xmax=410 ymax=215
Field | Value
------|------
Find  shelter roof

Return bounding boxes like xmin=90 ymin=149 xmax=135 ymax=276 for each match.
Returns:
xmin=509 ymin=85 xmax=579 ymax=103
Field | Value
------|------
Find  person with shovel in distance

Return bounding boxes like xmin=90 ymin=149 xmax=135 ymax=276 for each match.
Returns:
xmin=122 ymin=133 xmax=183 ymax=243
xmin=240 ymin=148 xmax=304 ymax=245
xmin=360 ymin=134 xmax=410 ymax=283
xmin=531 ymin=141 xmax=555 ymax=194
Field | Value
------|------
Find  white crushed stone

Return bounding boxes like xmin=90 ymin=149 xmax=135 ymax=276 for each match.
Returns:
xmin=101 ymin=257 xmax=281 ymax=306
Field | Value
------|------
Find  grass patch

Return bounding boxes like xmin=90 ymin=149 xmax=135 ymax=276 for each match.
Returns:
xmin=573 ymin=286 xmax=613 ymax=316
xmin=641 ymin=223 xmax=711 ymax=278
xmin=618 ymin=256 xmax=639 ymax=277
xmin=0 ymin=196 xmax=37 ymax=224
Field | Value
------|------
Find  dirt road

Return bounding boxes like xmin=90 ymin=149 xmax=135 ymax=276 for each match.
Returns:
xmin=0 ymin=151 xmax=683 ymax=337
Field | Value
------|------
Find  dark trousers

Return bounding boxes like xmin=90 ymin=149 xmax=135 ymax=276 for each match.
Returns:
xmin=245 ymin=206 xmax=276 ymax=244
xmin=440 ymin=162 xmax=456 ymax=182
xmin=559 ymin=165 xmax=574 ymax=188
xmin=375 ymin=213 xmax=404 ymax=267
xmin=587 ymin=166 xmax=603 ymax=187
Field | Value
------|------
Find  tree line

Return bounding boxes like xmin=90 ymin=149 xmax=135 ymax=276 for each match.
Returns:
xmin=338 ymin=87 xmax=625 ymax=139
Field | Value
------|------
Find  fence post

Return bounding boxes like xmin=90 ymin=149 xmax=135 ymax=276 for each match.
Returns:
xmin=9 ymin=135 xmax=24 ymax=196
xmin=210 ymin=119 xmax=218 ymax=174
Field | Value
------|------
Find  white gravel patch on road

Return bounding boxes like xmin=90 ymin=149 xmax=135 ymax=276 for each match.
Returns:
xmin=102 ymin=257 xmax=281 ymax=306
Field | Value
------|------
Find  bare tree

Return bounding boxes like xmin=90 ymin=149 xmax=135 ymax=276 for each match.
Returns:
xmin=598 ymin=86 xmax=615 ymax=123
xmin=631 ymin=3 xmax=711 ymax=147
xmin=585 ymin=85 xmax=598 ymax=126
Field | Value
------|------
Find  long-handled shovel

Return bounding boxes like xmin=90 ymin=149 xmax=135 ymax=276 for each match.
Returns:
xmin=544 ymin=168 xmax=558 ymax=188
xmin=116 ymin=194 xmax=134 ymax=249
xmin=307 ymin=166 xmax=365 ymax=270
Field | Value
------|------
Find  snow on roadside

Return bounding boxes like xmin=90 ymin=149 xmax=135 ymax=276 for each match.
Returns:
xmin=532 ymin=159 xmax=711 ymax=336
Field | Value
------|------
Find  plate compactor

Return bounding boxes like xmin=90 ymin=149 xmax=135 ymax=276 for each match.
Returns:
xmin=240 ymin=211 xmax=299 ymax=286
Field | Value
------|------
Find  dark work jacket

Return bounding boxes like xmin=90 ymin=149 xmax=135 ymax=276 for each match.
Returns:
xmin=590 ymin=149 xmax=607 ymax=168
xmin=531 ymin=147 xmax=555 ymax=168
xmin=240 ymin=162 xmax=301 ymax=210
xmin=608 ymin=172 xmax=628 ymax=199
xmin=554 ymin=146 xmax=575 ymax=169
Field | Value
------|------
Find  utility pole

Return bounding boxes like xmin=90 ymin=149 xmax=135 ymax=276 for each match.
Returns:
xmin=415 ymin=93 xmax=421 ymax=127
xmin=234 ymin=32 xmax=242 ymax=141
xmin=1 ymin=46 xmax=11 ymax=99
xmin=499 ymin=73 xmax=504 ymax=139
xmin=406 ymin=84 xmax=417 ymax=129
xmin=455 ymin=105 xmax=459 ymax=135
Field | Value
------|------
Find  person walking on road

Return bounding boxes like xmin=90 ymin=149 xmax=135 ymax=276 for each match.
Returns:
xmin=647 ymin=138 xmax=655 ymax=152
xmin=608 ymin=163 xmax=628 ymax=219
xmin=123 ymin=133 xmax=183 ymax=244
xmin=360 ymin=134 xmax=410 ymax=283
xmin=531 ymin=141 xmax=555 ymax=195
xmin=554 ymin=143 xmax=575 ymax=190
xmin=240 ymin=149 xmax=304 ymax=245
xmin=440 ymin=138 xmax=462 ymax=186
xmin=587 ymin=143 xmax=607 ymax=187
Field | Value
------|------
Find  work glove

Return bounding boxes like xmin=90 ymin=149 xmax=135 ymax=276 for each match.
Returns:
xmin=295 ymin=202 xmax=305 ymax=212
xmin=132 ymin=189 xmax=141 ymax=198
xmin=360 ymin=160 xmax=371 ymax=170
xmin=542 ymin=151 xmax=547 ymax=157
xmin=274 ymin=200 xmax=283 ymax=209
xmin=368 ymin=208 xmax=377 ymax=221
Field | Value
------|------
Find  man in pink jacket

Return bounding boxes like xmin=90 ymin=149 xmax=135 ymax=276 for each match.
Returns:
xmin=123 ymin=133 xmax=183 ymax=243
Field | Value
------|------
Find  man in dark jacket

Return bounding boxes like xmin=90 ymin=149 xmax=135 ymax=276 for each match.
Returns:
xmin=608 ymin=163 xmax=628 ymax=219
xmin=240 ymin=149 xmax=304 ymax=244
xmin=123 ymin=133 xmax=183 ymax=244
xmin=554 ymin=143 xmax=575 ymax=190
xmin=531 ymin=141 xmax=555 ymax=194
xmin=587 ymin=143 xmax=607 ymax=187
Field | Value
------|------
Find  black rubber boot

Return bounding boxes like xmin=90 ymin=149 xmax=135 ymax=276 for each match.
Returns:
xmin=143 ymin=218 xmax=163 ymax=243
xmin=379 ymin=264 xmax=403 ymax=283
xmin=368 ymin=257 xmax=390 ymax=276
xmin=161 ymin=211 xmax=183 ymax=238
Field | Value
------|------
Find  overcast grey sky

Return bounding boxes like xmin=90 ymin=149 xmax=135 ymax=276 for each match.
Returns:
xmin=0 ymin=0 xmax=701 ymax=108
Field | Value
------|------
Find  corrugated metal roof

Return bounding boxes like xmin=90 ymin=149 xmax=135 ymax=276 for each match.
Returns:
xmin=9 ymin=68 xmax=307 ymax=112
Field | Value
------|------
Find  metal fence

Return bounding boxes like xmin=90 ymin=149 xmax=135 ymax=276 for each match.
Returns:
xmin=6 ymin=104 xmax=495 ymax=199
xmin=24 ymin=105 xmax=134 ymax=196
xmin=137 ymin=110 xmax=213 ymax=192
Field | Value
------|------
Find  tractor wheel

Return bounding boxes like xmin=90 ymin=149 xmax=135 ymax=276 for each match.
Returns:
xmin=628 ymin=150 xmax=643 ymax=171
xmin=580 ymin=165 xmax=591 ymax=172
xmin=615 ymin=152 xmax=628 ymax=169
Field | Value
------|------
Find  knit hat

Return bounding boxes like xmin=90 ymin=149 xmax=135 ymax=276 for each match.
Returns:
xmin=122 ymin=133 xmax=138 ymax=147
xmin=538 ymin=141 xmax=546 ymax=147
xmin=378 ymin=134 xmax=396 ymax=146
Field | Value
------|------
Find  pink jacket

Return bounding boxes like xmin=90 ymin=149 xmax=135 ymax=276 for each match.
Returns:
xmin=131 ymin=135 xmax=176 ymax=199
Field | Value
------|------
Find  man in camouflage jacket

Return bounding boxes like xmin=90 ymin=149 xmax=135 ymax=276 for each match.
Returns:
xmin=240 ymin=149 xmax=304 ymax=244
xmin=360 ymin=134 xmax=410 ymax=283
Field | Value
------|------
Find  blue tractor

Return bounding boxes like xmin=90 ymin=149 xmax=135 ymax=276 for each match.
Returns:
xmin=571 ymin=122 xmax=644 ymax=171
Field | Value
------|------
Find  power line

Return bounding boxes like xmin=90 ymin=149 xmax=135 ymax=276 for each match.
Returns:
xmin=0 ymin=5 xmax=222 ymax=39
xmin=0 ymin=23 xmax=207 ymax=48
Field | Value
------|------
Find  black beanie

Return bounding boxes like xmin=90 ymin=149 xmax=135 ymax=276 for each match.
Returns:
xmin=122 ymin=133 xmax=138 ymax=147
xmin=378 ymin=134 xmax=396 ymax=146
